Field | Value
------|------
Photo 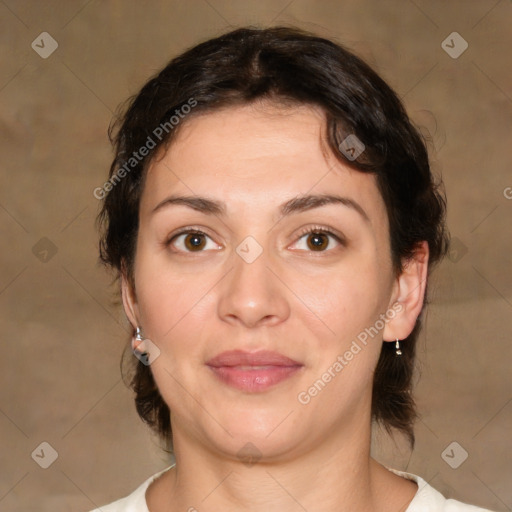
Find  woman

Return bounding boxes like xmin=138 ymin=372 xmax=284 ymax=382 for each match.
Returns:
xmin=92 ymin=26 xmax=494 ymax=512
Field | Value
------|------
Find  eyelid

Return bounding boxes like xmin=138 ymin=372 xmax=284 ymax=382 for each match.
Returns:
xmin=290 ymin=225 xmax=346 ymax=250
xmin=165 ymin=225 xmax=215 ymax=244
xmin=165 ymin=225 xmax=220 ymax=250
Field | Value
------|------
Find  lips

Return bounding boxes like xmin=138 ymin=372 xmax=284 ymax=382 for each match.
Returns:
xmin=206 ymin=350 xmax=303 ymax=392
xmin=206 ymin=350 xmax=301 ymax=368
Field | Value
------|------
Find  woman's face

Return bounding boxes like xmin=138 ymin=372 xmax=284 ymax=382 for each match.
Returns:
xmin=123 ymin=102 xmax=407 ymax=460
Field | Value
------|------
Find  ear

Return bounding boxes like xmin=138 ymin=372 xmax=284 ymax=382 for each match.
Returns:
xmin=121 ymin=271 xmax=140 ymax=331
xmin=383 ymin=241 xmax=429 ymax=342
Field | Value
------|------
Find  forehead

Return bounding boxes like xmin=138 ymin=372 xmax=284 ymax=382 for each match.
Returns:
xmin=140 ymin=102 xmax=388 ymax=228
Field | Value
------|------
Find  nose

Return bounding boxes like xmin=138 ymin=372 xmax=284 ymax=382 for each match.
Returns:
xmin=217 ymin=242 xmax=290 ymax=329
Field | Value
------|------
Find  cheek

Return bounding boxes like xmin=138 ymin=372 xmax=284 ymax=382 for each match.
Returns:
xmin=135 ymin=261 xmax=215 ymax=343
xmin=291 ymin=254 xmax=388 ymax=345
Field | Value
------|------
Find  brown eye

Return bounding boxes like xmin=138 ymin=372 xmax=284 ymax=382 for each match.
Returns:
xmin=291 ymin=227 xmax=343 ymax=253
xmin=306 ymin=232 xmax=329 ymax=251
xmin=184 ymin=233 xmax=207 ymax=251
xmin=168 ymin=230 xmax=220 ymax=253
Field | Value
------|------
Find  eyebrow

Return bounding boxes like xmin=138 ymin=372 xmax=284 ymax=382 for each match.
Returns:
xmin=151 ymin=193 xmax=370 ymax=223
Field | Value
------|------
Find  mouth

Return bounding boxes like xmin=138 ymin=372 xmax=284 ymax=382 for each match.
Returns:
xmin=206 ymin=350 xmax=303 ymax=392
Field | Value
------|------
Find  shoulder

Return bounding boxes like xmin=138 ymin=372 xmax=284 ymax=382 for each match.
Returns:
xmin=386 ymin=467 xmax=496 ymax=512
xmin=88 ymin=465 xmax=175 ymax=512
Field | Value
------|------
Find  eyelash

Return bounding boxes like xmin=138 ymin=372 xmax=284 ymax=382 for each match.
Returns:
xmin=165 ymin=225 xmax=345 ymax=254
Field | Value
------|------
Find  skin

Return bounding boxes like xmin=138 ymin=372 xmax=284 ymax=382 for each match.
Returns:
xmin=121 ymin=101 xmax=429 ymax=512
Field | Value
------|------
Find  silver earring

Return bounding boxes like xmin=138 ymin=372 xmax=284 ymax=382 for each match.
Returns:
xmin=395 ymin=339 xmax=402 ymax=356
xmin=133 ymin=326 xmax=146 ymax=355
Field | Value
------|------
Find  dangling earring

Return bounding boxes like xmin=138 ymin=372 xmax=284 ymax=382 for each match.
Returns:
xmin=132 ymin=326 xmax=145 ymax=354
xmin=395 ymin=338 xmax=402 ymax=356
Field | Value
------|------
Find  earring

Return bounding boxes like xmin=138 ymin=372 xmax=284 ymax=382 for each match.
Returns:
xmin=132 ymin=326 xmax=145 ymax=354
xmin=132 ymin=327 xmax=160 ymax=366
xmin=395 ymin=338 xmax=402 ymax=356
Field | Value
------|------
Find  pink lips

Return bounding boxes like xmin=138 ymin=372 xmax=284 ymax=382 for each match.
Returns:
xmin=206 ymin=350 xmax=303 ymax=392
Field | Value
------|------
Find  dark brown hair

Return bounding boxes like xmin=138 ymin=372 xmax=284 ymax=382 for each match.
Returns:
xmin=97 ymin=26 xmax=449 ymax=450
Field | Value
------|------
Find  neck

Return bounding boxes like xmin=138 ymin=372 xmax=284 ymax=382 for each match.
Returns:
xmin=156 ymin=416 xmax=410 ymax=512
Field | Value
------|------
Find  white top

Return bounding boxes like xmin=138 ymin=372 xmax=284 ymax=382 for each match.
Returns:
xmin=90 ymin=465 xmax=495 ymax=511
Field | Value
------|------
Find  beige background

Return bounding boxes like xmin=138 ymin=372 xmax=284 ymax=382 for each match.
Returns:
xmin=0 ymin=1 xmax=511 ymax=510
